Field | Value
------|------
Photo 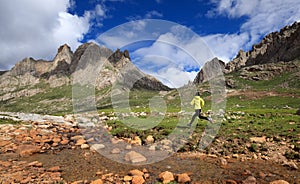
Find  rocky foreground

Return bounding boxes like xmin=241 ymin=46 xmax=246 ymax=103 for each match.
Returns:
xmin=0 ymin=112 xmax=299 ymax=183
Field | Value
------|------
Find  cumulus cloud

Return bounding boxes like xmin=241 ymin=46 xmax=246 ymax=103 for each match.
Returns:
xmin=0 ymin=0 xmax=97 ymax=70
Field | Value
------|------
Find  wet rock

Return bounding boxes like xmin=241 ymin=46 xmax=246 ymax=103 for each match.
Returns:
xmin=125 ymin=151 xmax=147 ymax=163
xmin=269 ymin=180 xmax=289 ymax=184
xmin=159 ymin=171 xmax=174 ymax=183
xmin=242 ymin=176 xmax=256 ymax=184
xmin=132 ymin=175 xmax=145 ymax=184
xmin=176 ymin=173 xmax=191 ymax=183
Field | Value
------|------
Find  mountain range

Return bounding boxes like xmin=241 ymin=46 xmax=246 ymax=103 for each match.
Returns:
xmin=0 ymin=21 xmax=299 ymax=114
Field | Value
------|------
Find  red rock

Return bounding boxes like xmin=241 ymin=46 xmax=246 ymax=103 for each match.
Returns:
xmin=60 ymin=139 xmax=69 ymax=145
xmin=177 ymin=173 xmax=191 ymax=183
xmin=129 ymin=169 xmax=144 ymax=176
xmin=159 ymin=171 xmax=174 ymax=183
xmin=48 ymin=166 xmax=61 ymax=172
xmin=0 ymin=140 xmax=10 ymax=147
xmin=269 ymin=180 xmax=289 ymax=184
xmin=226 ymin=180 xmax=238 ymax=184
xmin=17 ymin=145 xmax=40 ymax=157
xmin=27 ymin=161 xmax=43 ymax=167
xmin=0 ymin=160 xmax=12 ymax=167
xmin=75 ymin=139 xmax=86 ymax=146
xmin=124 ymin=175 xmax=133 ymax=181
xmin=242 ymin=176 xmax=256 ymax=184
xmin=90 ymin=179 xmax=103 ymax=184
xmin=132 ymin=175 xmax=145 ymax=184
xmin=52 ymin=137 xmax=61 ymax=143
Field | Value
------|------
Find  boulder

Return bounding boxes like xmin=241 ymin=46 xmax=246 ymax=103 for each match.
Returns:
xmin=159 ymin=171 xmax=174 ymax=183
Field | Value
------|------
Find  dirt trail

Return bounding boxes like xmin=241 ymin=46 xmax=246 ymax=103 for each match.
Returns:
xmin=0 ymin=149 xmax=292 ymax=183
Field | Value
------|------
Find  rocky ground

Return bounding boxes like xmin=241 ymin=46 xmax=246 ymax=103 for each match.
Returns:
xmin=0 ymin=112 xmax=299 ymax=183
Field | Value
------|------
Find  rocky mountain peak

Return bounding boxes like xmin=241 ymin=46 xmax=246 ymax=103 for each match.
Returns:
xmin=193 ymin=57 xmax=225 ymax=84
xmin=225 ymin=21 xmax=300 ymax=73
xmin=52 ymin=44 xmax=73 ymax=70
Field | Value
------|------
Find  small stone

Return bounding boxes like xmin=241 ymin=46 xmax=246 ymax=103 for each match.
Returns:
xmin=132 ymin=175 xmax=145 ymax=184
xmin=148 ymin=145 xmax=156 ymax=151
xmin=71 ymin=135 xmax=84 ymax=141
xmin=282 ymin=161 xmax=298 ymax=170
xmin=111 ymin=148 xmax=121 ymax=154
xmin=131 ymin=136 xmax=142 ymax=145
xmin=52 ymin=137 xmax=61 ymax=143
xmin=258 ymin=171 xmax=266 ymax=179
xmin=226 ymin=180 xmax=238 ymax=184
xmin=159 ymin=171 xmax=174 ymax=183
xmin=60 ymin=139 xmax=69 ymax=145
xmin=129 ymin=169 xmax=144 ymax=176
xmin=145 ymin=135 xmax=154 ymax=144
xmin=48 ymin=166 xmax=61 ymax=172
xmin=90 ymin=179 xmax=103 ymax=184
xmin=81 ymin=144 xmax=89 ymax=149
xmin=219 ymin=157 xmax=228 ymax=166
xmin=124 ymin=175 xmax=133 ymax=181
xmin=76 ymin=139 xmax=86 ymax=146
xmin=126 ymin=144 xmax=132 ymax=150
xmin=91 ymin=144 xmax=105 ymax=151
xmin=0 ymin=160 xmax=12 ymax=167
xmin=125 ymin=151 xmax=147 ymax=163
xmin=232 ymin=154 xmax=239 ymax=158
xmin=27 ymin=161 xmax=43 ymax=167
xmin=177 ymin=173 xmax=191 ymax=183
xmin=250 ymin=136 xmax=266 ymax=143
xmin=242 ymin=176 xmax=256 ymax=184
xmin=269 ymin=180 xmax=289 ymax=184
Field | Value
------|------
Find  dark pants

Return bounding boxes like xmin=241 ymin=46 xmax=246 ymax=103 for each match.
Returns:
xmin=188 ymin=109 xmax=209 ymax=125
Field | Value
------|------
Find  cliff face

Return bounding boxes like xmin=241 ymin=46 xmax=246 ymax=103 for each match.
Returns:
xmin=225 ymin=21 xmax=300 ymax=73
xmin=0 ymin=42 xmax=170 ymax=101
xmin=194 ymin=21 xmax=300 ymax=85
xmin=193 ymin=58 xmax=225 ymax=84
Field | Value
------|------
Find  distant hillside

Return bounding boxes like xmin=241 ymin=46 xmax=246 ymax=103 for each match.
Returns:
xmin=225 ymin=21 xmax=300 ymax=73
xmin=0 ymin=43 xmax=170 ymax=114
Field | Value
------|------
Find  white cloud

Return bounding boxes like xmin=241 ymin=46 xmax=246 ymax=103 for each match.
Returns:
xmin=145 ymin=11 xmax=163 ymax=19
xmin=0 ymin=0 xmax=93 ymax=70
xmin=201 ymin=32 xmax=249 ymax=62
xmin=202 ymin=0 xmax=300 ymax=62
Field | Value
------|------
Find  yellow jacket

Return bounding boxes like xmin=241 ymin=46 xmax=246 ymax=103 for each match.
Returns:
xmin=190 ymin=96 xmax=204 ymax=109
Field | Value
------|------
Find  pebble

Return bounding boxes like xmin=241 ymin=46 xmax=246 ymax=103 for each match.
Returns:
xmin=81 ymin=144 xmax=90 ymax=149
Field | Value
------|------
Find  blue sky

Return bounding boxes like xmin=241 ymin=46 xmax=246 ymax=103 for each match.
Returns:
xmin=1 ymin=0 xmax=300 ymax=87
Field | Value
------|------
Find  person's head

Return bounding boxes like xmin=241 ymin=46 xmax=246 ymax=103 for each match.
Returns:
xmin=195 ymin=92 xmax=200 ymax=96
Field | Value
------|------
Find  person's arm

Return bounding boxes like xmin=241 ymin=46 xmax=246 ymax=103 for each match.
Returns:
xmin=190 ymin=98 xmax=195 ymax=105
xmin=200 ymin=98 xmax=205 ymax=108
